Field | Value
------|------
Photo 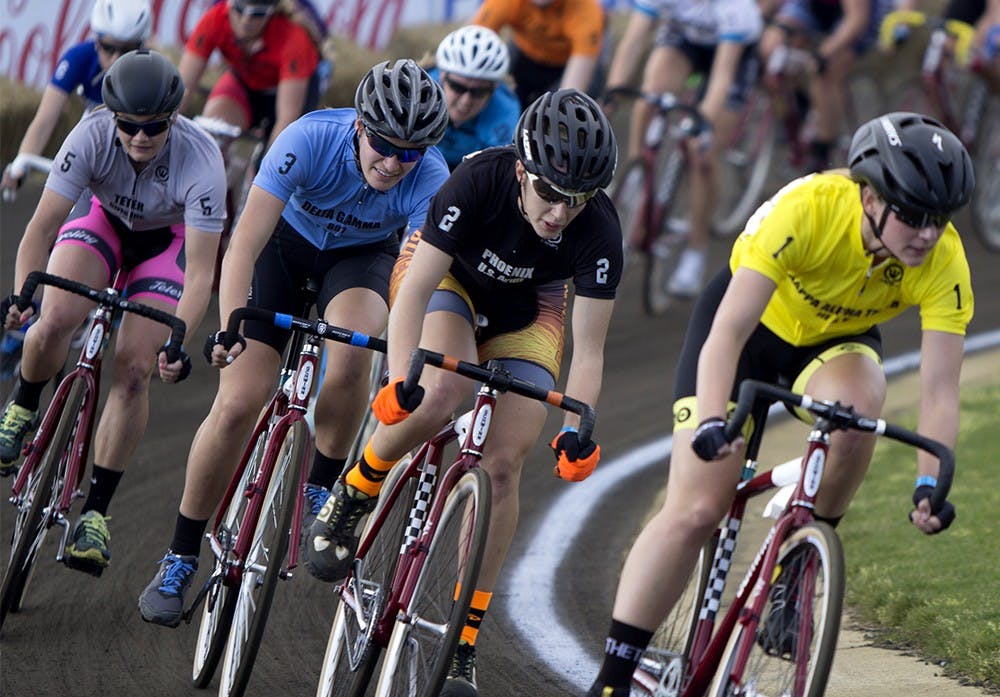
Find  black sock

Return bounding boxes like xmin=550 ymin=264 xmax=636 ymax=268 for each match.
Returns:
xmin=12 ymin=372 xmax=49 ymax=412
xmin=169 ymin=512 xmax=209 ymax=558
xmin=593 ymin=619 xmax=654 ymax=689
xmin=307 ymin=450 xmax=346 ymax=490
xmin=814 ymin=512 xmax=843 ymax=529
xmin=80 ymin=465 xmax=123 ymax=517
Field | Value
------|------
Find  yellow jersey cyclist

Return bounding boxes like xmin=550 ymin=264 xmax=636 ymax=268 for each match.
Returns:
xmin=137 ymin=59 xmax=450 ymax=628
xmin=586 ymin=111 xmax=974 ymax=696
xmin=0 ymin=50 xmax=227 ymax=576
xmin=305 ymin=89 xmax=622 ymax=697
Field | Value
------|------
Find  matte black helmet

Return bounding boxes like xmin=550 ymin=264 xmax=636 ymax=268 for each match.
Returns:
xmin=354 ymin=59 xmax=448 ymax=147
xmin=102 ymin=49 xmax=183 ymax=116
xmin=514 ymin=88 xmax=617 ymax=192
xmin=848 ymin=112 xmax=974 ymax=224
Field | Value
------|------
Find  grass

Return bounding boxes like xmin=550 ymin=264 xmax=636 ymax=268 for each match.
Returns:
xmin=841 ymin=380 xmax=1000 ymax=692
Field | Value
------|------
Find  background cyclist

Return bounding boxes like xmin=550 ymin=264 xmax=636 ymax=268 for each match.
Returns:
xmin=585 ymin=111 xmax=972 ymax=696
xmin=137 ymin=59 xmax=449 ymax=628
xmin=428 ymin=25 xmax=521 ymax=171
xmin=305 ymin=88 xmax=621 ymax=697
xmin=471 ymin=0 xmax=607 ymax=107
xmin=0 ymin=50 xmax=227 ymax=577
xmin=603 ymin=0 xmax=764 ymax=298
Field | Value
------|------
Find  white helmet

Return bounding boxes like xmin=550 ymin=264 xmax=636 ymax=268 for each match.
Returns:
xmin=90 ymin=0 xmax=153 ymax=43
xmin=436 ymin=25 xmax=509 ymax=82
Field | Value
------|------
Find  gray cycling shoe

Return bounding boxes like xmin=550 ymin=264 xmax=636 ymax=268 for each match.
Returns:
xmin=138 ymin=552 xmax=198 ymax=628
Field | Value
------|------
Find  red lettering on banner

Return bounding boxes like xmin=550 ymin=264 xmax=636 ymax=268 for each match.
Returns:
xmin=323 ymin=0 xmax=405 ymax=50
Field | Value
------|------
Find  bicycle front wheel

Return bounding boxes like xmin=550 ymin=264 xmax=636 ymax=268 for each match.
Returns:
xmin=0 ymin=379 xmax=85 ymax=627
xmin=374 ymin=468 xmax=491 ymax=697
xmin=710 ymin=522 xmax=844 ymax=697
xmin=218 ymin=419 xmax=308 ymax=697
xmin=191 ymin=429 xmax=270 ymax=687
xmin=317 ymin=457 xmax=418 ymax=697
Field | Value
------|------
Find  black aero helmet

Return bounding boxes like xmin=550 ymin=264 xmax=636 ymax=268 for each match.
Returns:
xmin=848 ymin=112 xmax=974 ymax=223
xmin=355 ymin=59 xmax=449 ymax=147
xmin=102 ymin=49 xmax=183 ymax=116
xmin=514 ymin=88 xmax=617 ymax=192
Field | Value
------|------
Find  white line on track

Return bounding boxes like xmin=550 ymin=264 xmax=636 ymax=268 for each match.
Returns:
xmin=506 ymin=328 xmax=1000 ymax=691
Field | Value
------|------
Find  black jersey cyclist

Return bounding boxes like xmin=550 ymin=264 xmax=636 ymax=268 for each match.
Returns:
xmin=304 ymin=88 xmax=622 ymax=697
xmin=586 ymin=111 xmax=974 ymax=696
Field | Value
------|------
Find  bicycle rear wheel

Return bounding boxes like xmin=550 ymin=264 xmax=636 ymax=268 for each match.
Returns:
xmin=317 ymin=458 xmax=418 ymax=697
xmin=971 ymin=93 xmax=1000 ymax=252
xmin=710 ymin=522 xmax=844 ymax=697
xmin=191 ymin=429 xmax=270 ymax=687
xmin=632 ymin=533 xmax=716 ymax=696
xmin=218 ymin=419 xmax=308 ymax=697
xmin=374 ymin=468 xmax=491 ymax=697
xmin=0 ymin=379 xmax=85 ymax=627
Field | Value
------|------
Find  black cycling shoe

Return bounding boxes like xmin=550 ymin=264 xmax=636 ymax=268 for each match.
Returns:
xmin=440 ymin=641 xmax=478 ymax=697
xmin=304 ymin=479 xmax=376 ymax=583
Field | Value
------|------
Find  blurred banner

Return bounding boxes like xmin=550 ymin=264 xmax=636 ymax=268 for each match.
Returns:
xmin=0 ymin=0 xmax=484 ymax=89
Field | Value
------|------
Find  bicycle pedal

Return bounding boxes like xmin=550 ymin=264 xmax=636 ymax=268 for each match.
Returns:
xmin=62 ymin=556 xmax=106 ymax=578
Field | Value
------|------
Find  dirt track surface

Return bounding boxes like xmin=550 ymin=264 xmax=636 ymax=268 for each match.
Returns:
xmin=2 ymin=176 xmax=997 ymax=696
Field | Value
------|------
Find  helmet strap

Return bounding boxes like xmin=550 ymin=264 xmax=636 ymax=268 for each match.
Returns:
xmin=860 ymin=184 xmax=895 ymax=260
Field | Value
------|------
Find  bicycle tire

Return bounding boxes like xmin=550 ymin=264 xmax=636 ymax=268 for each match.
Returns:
xmin=632 ymin=533 xmax=716 ymax=697
xmin=609 ymin=159 xmax=650 ymax=266
xmin=316 ymin=458 xmax=418 ymax=697
xmin=709 ymin=522 xmax=844 ymax=697
xmin=970 ymin=93 xmax=1000 ymax=252
xmin=191 ymin=429 xmax=270 ymax=687
xmin=374 ymin=468 xmax=491 ymax=697
xmin=218 ymin=419 xmax=308 ymax=697
xmin=0 ymin=379 xmax=85 ymax=627
xmin=713 ymin=91 xmax=777 ymax=238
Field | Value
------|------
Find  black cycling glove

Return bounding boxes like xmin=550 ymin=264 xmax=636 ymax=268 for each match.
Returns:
xmin=691 ymin=417 xmax=729 ymax=461
xmin=158 ymin=343 xmax=192 ymax=382
xmin=911 ymin=485 xmax=956 ymax=533
xmin=202 ymin=329 xmax=247 ymax=364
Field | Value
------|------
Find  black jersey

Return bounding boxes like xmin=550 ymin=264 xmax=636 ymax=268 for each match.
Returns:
xmin=420 ymin=147 xmax=623 ymax=312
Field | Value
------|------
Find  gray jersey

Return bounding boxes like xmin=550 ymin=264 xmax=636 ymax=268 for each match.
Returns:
xmin=45 ymin=108 xmax=227 ymax=234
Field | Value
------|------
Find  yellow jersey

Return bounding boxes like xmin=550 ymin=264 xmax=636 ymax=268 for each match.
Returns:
xmin=730 ymin=171 xmax=973 ymax=345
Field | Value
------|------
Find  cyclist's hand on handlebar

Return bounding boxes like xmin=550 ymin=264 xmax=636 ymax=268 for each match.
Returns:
xmin=372 ymin=377 xmax=424 ymax=425
xmin=203 ymin=329 xmax=246 ymax=368
xmin=1 ymin=294 xmax=35 ymax=330
xmin=158 ymin=343 xmax=192 ymax=383
xmin=551 ymin=427 xmax=600 ymax=482
xmin=691 ymin=417 xmax=743 ymax=461
xmin=910 ymin=484 xmax=956 ymax=534
xmin=1 ymin=165 xmax=24 ymax=193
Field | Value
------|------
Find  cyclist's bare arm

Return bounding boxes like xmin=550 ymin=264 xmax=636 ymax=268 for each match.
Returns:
xmin=913 ymin=329 xmax=964 ymax=532
xmin=178 ymin=51 xmax=209 ymax=116
xmin=385 ymin=240 xmax=453 ymax=379
xmin=605 ymin=10 xmax=657 ymax=90
xmin=696 ymin=268 xmax=774 ymax=426
xmin=1 ymin=86 xmax=69 ymax=191
xmin=270 ymin=77 xmax=311 ymax=151
xmin=12 ymin=189 xmax=76 ymax=304
xmin=818 ymin=0 xmax=870 ymax=57
xmin=699 ymin=41 xmax=745 ymax=123
xmin=210 ymin=185 xmax=286 ymax=366
xmin=561 ymin=295 xmax=614 ymax=429
xmin=561 ymin=54 xmax=599 ymax=93
xmin=165 ymin=225 xmax=220 ymax=359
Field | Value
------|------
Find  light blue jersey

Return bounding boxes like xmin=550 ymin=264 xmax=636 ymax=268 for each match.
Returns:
xmin=253 ymin=108 xmax=449 ymax=250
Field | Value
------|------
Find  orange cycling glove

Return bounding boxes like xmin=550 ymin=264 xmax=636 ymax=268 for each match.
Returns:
xmin=372 ymin=377 xmax=425 ymax=425
xmin=551 ymin=427 xmax=600 ymax=482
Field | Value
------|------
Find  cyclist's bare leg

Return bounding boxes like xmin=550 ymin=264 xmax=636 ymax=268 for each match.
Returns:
xmin=688 ymin=106 xmax=740 ymax=248
xmin=800 ymin=351 xmax=885 ymax=517
xmin=178 ymin=339 xmax=281 ymax=520
xmin=368 ymin=309 xmax=479 ymax=463
xmin=201 ymin=95 xmax=251 ymax=164
xmin=471 ymin=391 xmax=546 ymax=590
xmin=312 ymin=287 xmax=388 ymax=458
xmin=611 ymin=429 xmax=743 ymax=629
xmin=17 ymin=244 xmax=104 ymax=382
xmin=627 ymin=46 xmax=692 ymax=159
xmin=91 ymin=296 xmax=179 ymax=471
xmin=808 ymin=48 xmax=853 ymax=147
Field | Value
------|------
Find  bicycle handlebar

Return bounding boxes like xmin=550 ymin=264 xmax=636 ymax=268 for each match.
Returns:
xmin=224 ymin=307 xmax=387 ymax=354
xmin=723 ymin=379 xmax=955 ymax=514
xmin=602 ymin=87 xmax=710 ymax=135
xmin=3 ymin=154 xmax=54 ymax=202
xmin=878 ymin=10 xmax=977 ymax=66
xmin=401 ymin=347 xmax=598 ymax=446
xmin=17 ymin=271 xmax=186 ymax=362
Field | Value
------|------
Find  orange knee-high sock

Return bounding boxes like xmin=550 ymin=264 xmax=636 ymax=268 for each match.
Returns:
xmin=456 ymin=589 xmax=492 ymax=646
xmin=344 ymin=438 xmax=398 ymax=497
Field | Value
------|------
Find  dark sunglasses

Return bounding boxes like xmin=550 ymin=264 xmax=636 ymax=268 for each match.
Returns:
xmin=365 ymin=128 xmax=426 ymax=163
xmin=230 ymin=2 xmax=275 ymax=18
xmin=526 ymin=172 xmax=597 ymax=208
xmin=890 ymin=204 xmax=948 ymax=230
xmin=97 ymin=39 xmax=142 ymax=55
xmin=443 ymin=75 xmax=494 ymax=100
xmin=116 ymin=116 xmax=172 ymax=137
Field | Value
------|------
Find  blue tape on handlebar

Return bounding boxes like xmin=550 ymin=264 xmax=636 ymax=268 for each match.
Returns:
xmin=350 ymin=332 xmax=371 ymax=346
xmin=274 ymin=313 xmax=292 ymax=329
